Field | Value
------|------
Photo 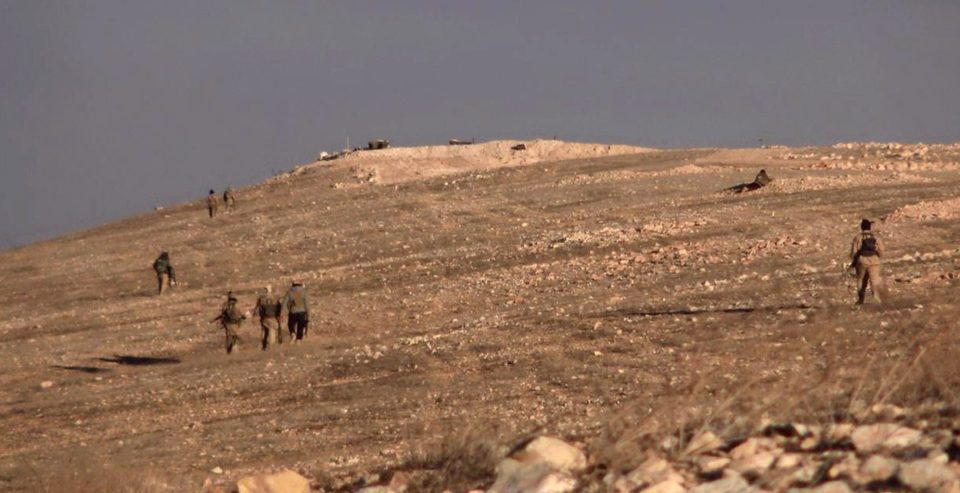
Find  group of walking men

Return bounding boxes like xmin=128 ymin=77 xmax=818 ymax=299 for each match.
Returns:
xmin=210 ymin=282 xmax=311 ymax=354
xmin=151 ymin=170 xmax=889 ymax=355
xmin=207 ymin=187 xmax=236 ymax=218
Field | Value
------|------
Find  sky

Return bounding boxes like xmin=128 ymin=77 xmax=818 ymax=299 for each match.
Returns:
xmin=2 ymin=1 xmax=959 ymax=249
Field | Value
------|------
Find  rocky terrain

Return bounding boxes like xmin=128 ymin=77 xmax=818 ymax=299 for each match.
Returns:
xmin=1 ymin=140 xmax=959 ymax=492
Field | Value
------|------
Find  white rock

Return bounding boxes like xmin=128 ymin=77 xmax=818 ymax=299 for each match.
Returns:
xmin=513 ymin=436 xmax=587 ymax=473
xmin=211 ymin=466 xmax=224 ymax=475
xmin=237 ymin=470 xmax=311 ymax=493
xmin=809 ymin=480 xmax=853 ymax=493
xmin=775 ymin=453 xmax=802 ymax=469
xmin=898 ymin=459 xmax=959 ymax=492
xmin=696 ymin=456 xmax=731 ymax=476
xmin=850 ymin=424 xmax=921 ymax=453
xmin=622 ymin=457 xmax=685 ymax=490
xmin=640 ymin=479 xmax=686 ymax=493
xmin=688 ymin=473 xmax=750 ymax=493
xmin=489 ymin=460 xmax=575 ymax=493
xmin=729 ymin=451 xmax=775 ymax=476
xmin=857 ymin=455 xmax=899 ymax=484
xmin=40 ymin=380 xmax=54 ymax=389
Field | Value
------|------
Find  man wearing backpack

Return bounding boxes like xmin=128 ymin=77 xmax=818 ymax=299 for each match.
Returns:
xmin=152 ymin=252 xmax=176 ymax=295
xmin=253 ymin=286 xmax=283 ymax=350
xmin=223 ymin=187 xmax=236 ymax=210
xmin=850 ymin=219 xmax=886 ymax=305
xmin=211 ymin=292 xmax=245 ymax=354
xmin=283 ymin=281 xmax=310 ymax=342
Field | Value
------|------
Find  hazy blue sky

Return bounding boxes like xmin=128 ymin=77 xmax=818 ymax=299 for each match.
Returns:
xmin=2 ymin=1 xmax=959 ymax=248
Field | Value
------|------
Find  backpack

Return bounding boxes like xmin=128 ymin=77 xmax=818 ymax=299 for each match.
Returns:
xmin=154 ymin=257 xmax=168 ymax=274
xmin=223 ymin=303 xmax=244 ymax=324
xmin=859 ymin=233 xmax=879 ymax=256
xmin=259 ymin=295 xmax=280 ymax=318
xmin=287 ymin=288 xmax=306 ymax=311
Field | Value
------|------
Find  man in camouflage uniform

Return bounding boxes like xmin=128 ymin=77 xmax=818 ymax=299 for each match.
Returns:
xmin=850 ymin=219 xmax=886 ymax=305
xmin=211 ymin=292 xmax=245 ymax=353
xmin=207 ymin=189 xmax=219 ymax=218
xmin=223 ymin=187 xmax=236 ymax=210
xmin=152 ymin=252 xmax=176 ymax=295
xmin=253 ymin=286 xmax=283 ymax=350
xmin=283 ymin=281 xmax=310 ymax=342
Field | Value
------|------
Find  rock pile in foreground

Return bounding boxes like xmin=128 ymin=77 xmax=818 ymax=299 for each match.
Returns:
xmin=328 ymin=404 xmax=960 ymax=493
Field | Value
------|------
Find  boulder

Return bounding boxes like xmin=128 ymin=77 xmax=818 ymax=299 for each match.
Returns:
xmin=696 ymin=456 xmax=731 ymax=476
xmin=640 ymin=479 xmax=687 ymax=493
xmin=511 ymin=437 xmax=586 ymax=474
xmin=898 ymin=459 xmax=959 ymax=492
xmin=808 ymin=480 xmax=853 ymax=493
xmin=489 ymin=460 xmax=575 ymax=493
xmin=850 ymin=424 xmax=921 ymax=453
xmin=729 ymin=452 xmax=776 ymax=477
xmin=236 ymin=470 xmax=311 ymax=493
xmin=856 ymin=455 xmax=899 ymax=484
xmin=617 ymin=457 xmax=685 ymax=490
xmin=688 ymin=473 xmax=751 ymax=493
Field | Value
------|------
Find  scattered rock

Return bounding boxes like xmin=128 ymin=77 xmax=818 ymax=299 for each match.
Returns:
xmin=688 ymin=472 xmax=750 ymax=493
xmin=898 ymin=459 xmax=959 ymax=492
xmin=236 ymin=470 xmax=311 ymax=493
xmin=856 ymin=455 xmax=899 ymax=485
xmin=696 ymin=456 xmax=731 ymax=476
xmin=640 ymin=479 xmax=686 ymax=493
xmin=40 ymin=380 xmax=54 ymax=389
xmin=489 ymin=461 xmax=575 ymax=493
xmin=807 ymin=480 xmax=853 ymax=493
xmin=511 ymin=436 xmax=586 ymax=473
xmin=850 ymin=424 xmax=921 ymax=453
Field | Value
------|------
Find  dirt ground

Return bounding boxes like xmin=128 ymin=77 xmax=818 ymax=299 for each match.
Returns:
xmin=1 ymin=141 xmax=959 ymax=491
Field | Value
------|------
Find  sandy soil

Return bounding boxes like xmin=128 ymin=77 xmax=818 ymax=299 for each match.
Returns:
xmin=0 ymin=142 xmax=958 ymax=491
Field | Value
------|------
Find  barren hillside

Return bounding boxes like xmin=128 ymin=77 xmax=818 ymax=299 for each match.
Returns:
xmin=1 ymin=140 xmax=960 ymax=492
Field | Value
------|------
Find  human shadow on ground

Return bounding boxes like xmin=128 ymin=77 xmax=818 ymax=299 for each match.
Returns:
xmin=98 ymin=355 xmax=181 ymax=366
xmin=51 ymin=365 xmax=111 ymax=374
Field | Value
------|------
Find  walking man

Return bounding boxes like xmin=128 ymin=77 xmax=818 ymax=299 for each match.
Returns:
xmin=283 ymin=280 xmax=310 ymax=342
xmin=211 ymin=292 xmax=245 ymax=353
xmin=207 ymin=189 xmax=219 ymax=218
xmin=223 ymin=187 xmax=236 ymax=210
xmin=253 ymin=286 xmax=283 ymax=350
xmin=152 ymin=252 xmax=176 ymax=295
xmin=850 ymin=219 xmax=886 ymax=305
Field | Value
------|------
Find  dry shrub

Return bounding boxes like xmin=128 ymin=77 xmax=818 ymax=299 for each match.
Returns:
xmin=589 ymin=309 xmax=960 ymax=476
xmin=397 ymin=425 xmax=502 ymax=492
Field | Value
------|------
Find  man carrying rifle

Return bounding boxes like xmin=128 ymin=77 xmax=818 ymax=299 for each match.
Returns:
xmin=850 ymin=219 xmax=886 ymax=305
xmin=211 ymin=292 xmax=245 ymax=354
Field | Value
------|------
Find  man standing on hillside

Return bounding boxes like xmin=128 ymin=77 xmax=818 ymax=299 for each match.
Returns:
xmin=207 ymin=189 xmax=219 ymax=218
xmin=152 ymin=252 xmax=176 ymax=295
xmin=850 ymin=219 xmax=886 ymax=305
xmin=253 ymin=286 xmax=283 ymax=350
xmin=283 ymin=281 xmax=310 ymax=342
xmin=211 ymin=292 xmax=245 ymax=354
xmin=223 ymin=187 xmax=236 ymax=210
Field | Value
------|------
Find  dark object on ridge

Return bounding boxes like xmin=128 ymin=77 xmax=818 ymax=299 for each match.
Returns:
xmin=511 ymin=143 xmax=527 ymax=151
xmin=726 ymin=169 xmax=773 ymax=193
xmin=367 ymin=139 xmax=390 ymax=150
xmin=449 ymin=138 xmax=474 ymax=146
